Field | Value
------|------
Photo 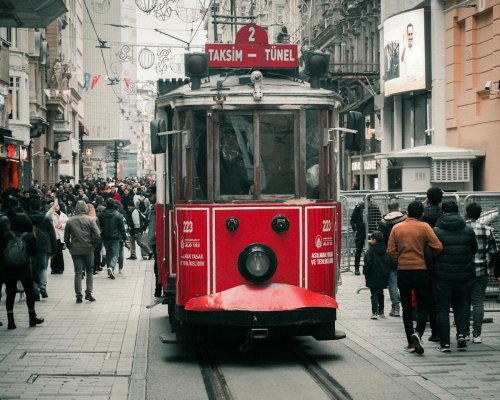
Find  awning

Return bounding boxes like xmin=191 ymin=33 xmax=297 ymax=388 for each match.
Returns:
xmin=376 ymin=144 xmax=485 ymax=160
xmin=0 ymin=0 xmax=67 ymax=28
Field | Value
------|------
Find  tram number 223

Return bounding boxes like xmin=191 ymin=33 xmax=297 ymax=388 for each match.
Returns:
xmin=322 ymin=219 xmax=332 ymax=233
xmin=183 ymin=221 xmax=194 ymax=233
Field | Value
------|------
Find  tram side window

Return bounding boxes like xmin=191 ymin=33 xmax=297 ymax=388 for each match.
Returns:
xmin=220 ymin=114 xmax=254 ymax=195
xmin=193 ymin=111 xmax=207 ymax=200
xmin=260 ymin=114 xmax=294 ymax=195
xmin=305 ymin=110 xmax=320 ymax=199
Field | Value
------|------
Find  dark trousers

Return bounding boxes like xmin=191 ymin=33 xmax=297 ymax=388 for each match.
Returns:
xmin=152 ymin=244 xmax=161 ymax=296
xmin=354 ymin=237 xmax=365 ymax=271
xmin=369 ymin=288 xmax=384 ymax=315
xmin=434 ymin=278 xmax=471 ymax=347
xmin=5 ymin=278 xmax=35 ymax=313
xmin=398 ymin=269 xmax=433 ymax=345
xmin=50 ymin=240 xmax=65 ymax=273
xmin=93 ymin=242 xmax=103 ymax=273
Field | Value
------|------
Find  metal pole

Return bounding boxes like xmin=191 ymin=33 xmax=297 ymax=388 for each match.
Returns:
xmin=114 ymin=140 xmax=118 ymax=181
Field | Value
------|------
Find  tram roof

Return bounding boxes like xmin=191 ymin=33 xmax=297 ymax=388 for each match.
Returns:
xmin=156 ymin=74 xmax=342 ymax=109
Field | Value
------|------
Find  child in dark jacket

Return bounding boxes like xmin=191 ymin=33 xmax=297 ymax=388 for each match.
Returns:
xmin=363 ymin=230 xmax=391 ymax=319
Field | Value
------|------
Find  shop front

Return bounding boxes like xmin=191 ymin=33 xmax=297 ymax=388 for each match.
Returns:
xmin=350 ymin=155 xmax=379 ymax=191
xmin=0 ymin=134 xmax=23 ymax=193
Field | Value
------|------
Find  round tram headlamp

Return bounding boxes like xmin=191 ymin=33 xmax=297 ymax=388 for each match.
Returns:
xmin=238 ymin=244 xmax=277 ymax=284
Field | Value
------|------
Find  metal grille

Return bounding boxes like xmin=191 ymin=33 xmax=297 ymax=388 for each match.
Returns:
xmin=431 ymin=159 xmax=470 ymax=182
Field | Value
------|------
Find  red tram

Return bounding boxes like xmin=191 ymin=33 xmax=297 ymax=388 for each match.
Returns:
xmin=151 ymin=24 xmax=345 ymax=342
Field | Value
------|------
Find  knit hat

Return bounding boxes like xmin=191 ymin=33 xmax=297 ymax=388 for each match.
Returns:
xmin=383 ymin=211 xmax=407 ymax=225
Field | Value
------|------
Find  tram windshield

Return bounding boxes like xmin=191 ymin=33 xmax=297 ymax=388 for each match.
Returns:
xmin=219 ymin=112 xmax=295 ymax=197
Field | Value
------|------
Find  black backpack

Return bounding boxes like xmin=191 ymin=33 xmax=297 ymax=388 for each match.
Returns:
xmin=3 ymin=233 xmax=30 ymax=268
xmin=138 ymin=198 xmax=147 ymax=213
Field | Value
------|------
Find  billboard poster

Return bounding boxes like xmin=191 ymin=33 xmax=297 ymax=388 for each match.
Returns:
xmin=383 ymin=8 xmax=428 ymax=97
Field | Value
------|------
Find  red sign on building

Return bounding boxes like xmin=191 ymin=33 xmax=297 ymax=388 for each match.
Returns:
xmin=205 ymin=24 xmax=298 ymax=69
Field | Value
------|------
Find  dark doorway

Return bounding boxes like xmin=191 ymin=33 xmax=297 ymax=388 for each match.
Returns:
xmin=388 ymin=168 xmax=402 ymax=192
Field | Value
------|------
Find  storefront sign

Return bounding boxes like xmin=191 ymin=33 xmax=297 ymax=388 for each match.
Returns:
xmin=0 ymin=143 xmax=19 ymax=159
xmin=351 ymin=159 xmax=377 ymax=171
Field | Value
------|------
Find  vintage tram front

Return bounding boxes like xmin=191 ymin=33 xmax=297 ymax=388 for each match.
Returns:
xmin=152 ymin=24 xmax=345 ymax=341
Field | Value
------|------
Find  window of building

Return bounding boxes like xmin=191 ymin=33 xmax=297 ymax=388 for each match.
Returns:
xmin=8 ymin=77 xmax=20 ymax=120
xmin=402 ymin=93 xmax=429 ymax=148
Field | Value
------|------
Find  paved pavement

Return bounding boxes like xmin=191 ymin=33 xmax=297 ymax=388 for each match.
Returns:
xmin=0 ymin=252 xmax=499 ymax=400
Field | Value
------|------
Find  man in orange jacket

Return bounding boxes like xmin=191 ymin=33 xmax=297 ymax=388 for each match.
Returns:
xmin=387 ymin=200 xmax=443 ymax=355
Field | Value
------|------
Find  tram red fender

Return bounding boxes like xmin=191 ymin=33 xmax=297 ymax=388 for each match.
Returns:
xmin=185 ymin=283 xmax=338 ymax=312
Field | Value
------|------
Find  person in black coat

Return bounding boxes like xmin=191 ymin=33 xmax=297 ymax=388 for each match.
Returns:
xmin=0 ymin=203 xmax=44 ymax=329
xmin=363 ymin=230 xmax=391 ymax=319
xmin=432 ymin=200 xmax=478 ymax=352
xmin=28 ymin=198 xmax=57 ymax=300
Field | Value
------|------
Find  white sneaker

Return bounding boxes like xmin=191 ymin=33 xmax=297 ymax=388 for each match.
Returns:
xmin=378 ymin=313 xmax=385 ymax=318
xmin=371 ymin=314 xmax=378 ymax=320
xmin=463 ymin=335 xmax=470 ymax=342
xmin=473 ymin=335 xmax=482 ymax=344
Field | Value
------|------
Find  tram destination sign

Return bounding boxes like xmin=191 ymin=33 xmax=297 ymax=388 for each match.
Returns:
xmin=205 ymin=24 xmax=298 ymax=69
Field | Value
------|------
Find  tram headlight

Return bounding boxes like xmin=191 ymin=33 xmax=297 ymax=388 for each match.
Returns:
xmin=238 ymin=244 xmax=277 ymax=284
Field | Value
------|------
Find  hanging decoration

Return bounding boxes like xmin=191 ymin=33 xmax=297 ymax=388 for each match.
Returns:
xmin=110 ymin=61 xmax=123 ymax=75
xmin=116 ymin=45 xmax=133 ymax=63
xmin=123 ymin=81 xmax=137 ymax=95
xmin=138 ymin=47 xmax=155 ymax=69
xmin=91 ymin=74 xmax=101 ymax=90
xmin=83 ymin=73 xmax=91 ymax=91
xmin=176 ymin=0 xmax=203 ymax=23
xmin=155 ymin=48 xmax=171 ymax=75
xmin=169 ymin=53 xmax=184 ymax=74
xmin=138 ymin=81 xmax=156 ymax=100
xmin=91 ymin=0 xmax=111 ymax=14
xmin=135 ymin=0 xmax=158 ymax=14
xmin=155 ymin=0 xmax=174 ymax=21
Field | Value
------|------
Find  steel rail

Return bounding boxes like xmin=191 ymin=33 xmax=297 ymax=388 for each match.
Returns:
xmin=288 ymin=341 xmax=353 ymax=400
xmin=196 ymin=343 xmax=234 ymax=400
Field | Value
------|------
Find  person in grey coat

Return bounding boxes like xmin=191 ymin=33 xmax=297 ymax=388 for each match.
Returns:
xmin=64 ymin=201 xmax=101 ymax=303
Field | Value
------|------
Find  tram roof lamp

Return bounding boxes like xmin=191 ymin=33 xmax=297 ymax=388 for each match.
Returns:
xmin=303 ymin=51 xmax=330 ymax=89
xmin=185 ymin=53 xmax=209 ymax=90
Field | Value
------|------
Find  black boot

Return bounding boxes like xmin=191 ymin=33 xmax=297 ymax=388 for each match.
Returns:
xmin=7 ymin=312 xmax=16 ymax=330
xmin=29 ymin=311 xmax=44 ymax=327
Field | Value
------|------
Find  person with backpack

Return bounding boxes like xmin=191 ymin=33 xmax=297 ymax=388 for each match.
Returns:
xmin=28 ymin=198 xmax=57 ymax=301
xmin=126 ymin=202 xmax=151 ymax=260
xmin=97 ymin=198 xmax=127 ymax=280
xmin=1 ymin=201 xmax=44 ymax=329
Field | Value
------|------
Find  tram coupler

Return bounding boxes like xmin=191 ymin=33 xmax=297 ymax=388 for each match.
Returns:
xmin=240 ymin=328 xmax=269 ymax=352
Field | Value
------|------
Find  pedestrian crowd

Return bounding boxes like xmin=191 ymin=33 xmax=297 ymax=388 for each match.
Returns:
xmin=0 ymin=176 xmax=158 ymax=329
xmin=353 ymin=186 xmax=499 ymax=355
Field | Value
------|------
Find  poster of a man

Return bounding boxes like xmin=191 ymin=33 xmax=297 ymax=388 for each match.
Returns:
xmin=383 ymin=8 xmax=427 ymax=97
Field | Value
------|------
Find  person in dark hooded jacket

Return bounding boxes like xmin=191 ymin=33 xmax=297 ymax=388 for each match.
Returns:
xmin=363 ymin=230 xmax=391 ymax=320
xmin=432 ymin=200 xmax=478 ymax=352
xmin=421 ymin=186 xmax=443 ymax=228
xmin=1 ymin=202 xmax=44 ymax=329
xmin=28 ymin=198 xmax=57 ymax=300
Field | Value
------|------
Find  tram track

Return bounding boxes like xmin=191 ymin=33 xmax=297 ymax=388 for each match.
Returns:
xmin=195 ymin=336 xmax=352 ymax=400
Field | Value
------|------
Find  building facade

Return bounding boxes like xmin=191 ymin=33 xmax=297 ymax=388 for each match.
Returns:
xmin=444 ymin=0 xmax=500 ymax=190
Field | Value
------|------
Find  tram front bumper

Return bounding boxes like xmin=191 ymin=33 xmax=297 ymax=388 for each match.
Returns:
xmin=182 ymin=283 xmax=338 ymax=328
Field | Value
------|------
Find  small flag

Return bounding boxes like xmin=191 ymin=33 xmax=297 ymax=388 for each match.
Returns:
xmin=124 ymin=77 xmax=131 ymax=88
xmin=91 ymin=74 xmax=101 ymax=90
xmin=83 ymin=73 xmax=91 ymax=91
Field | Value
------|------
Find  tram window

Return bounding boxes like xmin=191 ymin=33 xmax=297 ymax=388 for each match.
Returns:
xmin=193 ymin=111 xmax=207 ymax=200
xmin=306 ymin=110 xmax=320 ymax=199
xmin=220 ymin=114 xmax=254 ymax=195
xmin=260 ymin=114 xmax=294 ymax=195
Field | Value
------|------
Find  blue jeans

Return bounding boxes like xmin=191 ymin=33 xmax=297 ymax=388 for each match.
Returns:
xmin=388 ymin=269 xmax=400 ymax=308
xmin=103 ymin=240 xmax=120 ymax=272
xmin=464 ymin=275 xmax=489 ymax=336
xmin=32 ymin=252 xmax=49 ymax=294
xmin=434 ymin=278 xmax=471 ymax=346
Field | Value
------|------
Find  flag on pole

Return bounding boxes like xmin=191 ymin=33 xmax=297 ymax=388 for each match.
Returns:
xmin=90 ymin=74 xmax=101 ymax=90
xmin=83 ymin=73 xmax=91 ymax=91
